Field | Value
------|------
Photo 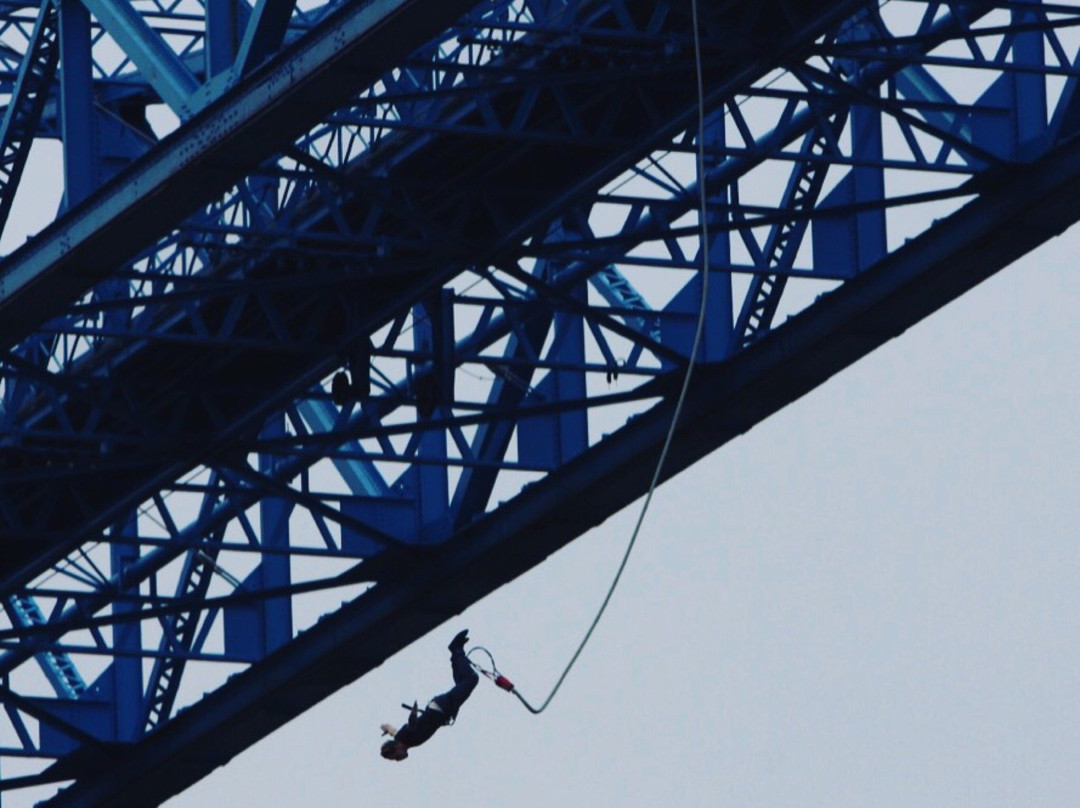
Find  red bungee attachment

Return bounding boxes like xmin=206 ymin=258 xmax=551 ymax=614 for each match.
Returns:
xmin=467 ymin=646 xmax=543 ymax=713
xmin=476 ymin=666 xmax=513 ymax=691
xmin=469 ymin=647 xmax=515 ymax=692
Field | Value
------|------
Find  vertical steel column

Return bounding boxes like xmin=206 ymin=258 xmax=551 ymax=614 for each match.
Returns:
xmin=703 ymin=211 xmax=735 ymax=362
xmin=812 ymin=10 xmax=886 ymax=277
xmin=58 ymin=0 xmax=96 ymax=209
xmin=546 ymin=268 xmax=588 ymax=463
xmin=685 ymin=113 xmax=734 ymax=362
xmin=412 ymin=298 xmax=450 ymax=540
xmin=255 ymin=414 xmax=293 ymax=653
xmin=1013 ymin=0 xmax=1048 ymax=152
xmin=109 ymin=515 xmax=142 ymax=742
xmin=516 ymin=220 xmax=590 ymax=470
xmin=848 ymin=100 xmax=886 ymax=272
xmin=206 ymin=0 xmax=238 ymax=77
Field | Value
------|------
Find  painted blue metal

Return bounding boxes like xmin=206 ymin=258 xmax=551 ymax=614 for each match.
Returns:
xmin=57 ymin=0 xmax=95 ymax=208
xmin=107 ymin=516 xmax=141 ymax=744
xmin=233 ymin=0 xmax=298 ymax=77
xmin=3 ymin=596 xmax=85 ymax=700
xmin=3 ymin=0 xmax=1080 ymax=805
xmin=205 ymin=0 xmax=239 ymax=77
xmin=78 ymin=0 xmax=200 ymax=119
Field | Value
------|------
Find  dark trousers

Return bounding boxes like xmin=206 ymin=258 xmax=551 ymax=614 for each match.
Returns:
xmin=432 ymin=645 xmax=479 ymax=719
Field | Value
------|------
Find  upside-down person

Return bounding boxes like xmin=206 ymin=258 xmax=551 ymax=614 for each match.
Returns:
xmin=380 ymin=629 xmax=478 ymax=761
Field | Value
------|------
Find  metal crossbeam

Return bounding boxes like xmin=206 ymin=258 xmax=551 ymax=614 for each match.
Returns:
xmin=78 ymin=0 xmax=200 ymax=119
xmin=3 ymin=595 xmax=85 ymax=700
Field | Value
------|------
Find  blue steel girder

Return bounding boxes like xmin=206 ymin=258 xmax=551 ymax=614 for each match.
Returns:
xmin=3 ymin=595 xmax=86 ymax=700
xmin=733 ymin=109 xmax=853 ymax=346
xmin=77 ymin=0 xmax=200 ymax=120
xmin=232 ymin=0 xmax=298 ymax=77
xmin=2 ymin=0 xmax=1080 ymax=806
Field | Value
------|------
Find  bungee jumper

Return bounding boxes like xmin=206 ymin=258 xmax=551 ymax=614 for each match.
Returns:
xmin=380 ymin=629 xmax=478 ymax=761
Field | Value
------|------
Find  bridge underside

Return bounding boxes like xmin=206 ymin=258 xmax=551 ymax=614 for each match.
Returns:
xmin=1 ymin=0 xmax=1080 ymax=805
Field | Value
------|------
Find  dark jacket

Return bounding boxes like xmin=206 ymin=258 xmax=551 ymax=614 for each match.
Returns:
xmin=394 ymin=703 xmax=450 ymax=747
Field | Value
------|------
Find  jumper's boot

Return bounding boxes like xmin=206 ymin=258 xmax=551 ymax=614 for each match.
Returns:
xmin=448 ymin=629 xmax=469 ymax=652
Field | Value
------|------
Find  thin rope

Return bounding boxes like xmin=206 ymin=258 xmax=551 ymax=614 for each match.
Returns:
xmin=508 ymin=0 xmax=711 ymax=715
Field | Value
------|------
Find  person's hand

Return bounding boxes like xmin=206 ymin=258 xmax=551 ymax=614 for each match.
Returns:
xmin=380 ymin=724 xmax=397 ymax=737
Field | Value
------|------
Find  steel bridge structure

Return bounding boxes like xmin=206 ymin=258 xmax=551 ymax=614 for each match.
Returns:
xmin=1 ymin=0 xmax=1079 ymax=804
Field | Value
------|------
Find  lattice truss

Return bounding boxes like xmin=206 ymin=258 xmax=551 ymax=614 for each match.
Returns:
xmin=1 ymin=0 xmax=1080 ymax=801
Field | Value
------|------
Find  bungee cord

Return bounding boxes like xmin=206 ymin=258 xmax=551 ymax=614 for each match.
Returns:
xmin=470 ymin=0 xmax=711 ymax=715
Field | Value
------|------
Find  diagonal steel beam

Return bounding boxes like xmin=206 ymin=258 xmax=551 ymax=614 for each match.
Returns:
xmin=78 ymin=0 xmax=201 ymax=119
xmin=736 ymin=111 xmax=849 ymax=345
xmin=139 ymin=489 xmax=224 ymax=732
xmin=3 ymin=595 xmax=86 ymax=699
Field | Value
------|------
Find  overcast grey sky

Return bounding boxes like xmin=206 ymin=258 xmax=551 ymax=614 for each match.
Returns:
xmin=154 ymin=222 xmax=1080 ymax=807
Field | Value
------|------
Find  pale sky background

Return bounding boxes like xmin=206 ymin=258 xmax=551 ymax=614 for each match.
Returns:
xmin=153 ymin=227 xmax=1080 ymax=807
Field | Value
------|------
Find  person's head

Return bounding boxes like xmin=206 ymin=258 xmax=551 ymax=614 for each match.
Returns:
xmin=381 ymin=740 xmax=409 ymax=761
